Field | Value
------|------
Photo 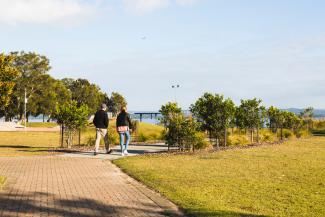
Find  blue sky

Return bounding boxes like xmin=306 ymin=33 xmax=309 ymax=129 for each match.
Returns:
xmin=1 ymin=0 xmax=325 ymax=110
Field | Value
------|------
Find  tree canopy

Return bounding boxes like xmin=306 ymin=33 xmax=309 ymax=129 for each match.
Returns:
xmin=0 ymin=51 xmax=126 ymax=121
xmin=0 ymin=53 xmax=20 ymax=111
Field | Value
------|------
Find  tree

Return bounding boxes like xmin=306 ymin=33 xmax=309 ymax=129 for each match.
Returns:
xmin=0 ymin=53 xmax=20 ymax=120
xmin=159 ymin=102 xmax=182 ymax=128
xmin=35 ymin=78 xmax=71 ymax=121
xmin=7 ymin=51 xmax=51 ymax=121
xmin=160 ymin=102 xmax=207 ymax=151
xmin=236 ymin=98 xmax=264 ymax=143
xmin=54 ymin=101 xmax=89 ymax=148
xmin=190 ymin=93 xmax=235 ymax=148
xmin=220 ymin=98 xmax=236 ymax=146
xmin=106 ymin=92 xmax=127 ymax=116
xmin=62 ymin=78 xmax=106 ymax=114
xmin=267 ymin=106 xmax=280 ymax=133
xmin=300 ymin=107 xmax=314 ymax=131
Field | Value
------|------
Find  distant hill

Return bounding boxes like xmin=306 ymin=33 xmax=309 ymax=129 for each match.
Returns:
xmin=285 ymin=108 xmax=325 ymax=118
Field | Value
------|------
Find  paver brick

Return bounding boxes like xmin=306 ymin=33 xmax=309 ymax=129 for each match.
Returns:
xmin=0 ymin=157 xmax=183 ymax=217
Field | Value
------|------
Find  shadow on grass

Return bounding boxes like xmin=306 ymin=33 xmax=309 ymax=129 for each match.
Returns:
xmin=313 ymin=134 xmax=325 ymax=137
xmin=0 ymin=145 xmax=33 ymax=148
xmin=187 ymin=209 xmax=270 ymax=217
xmin=0 ymin=191 xmax=182 ymax=217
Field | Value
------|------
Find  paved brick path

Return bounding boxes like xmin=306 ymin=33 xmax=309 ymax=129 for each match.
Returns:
xmin=0 ymin=157 xmax=183 ymax=217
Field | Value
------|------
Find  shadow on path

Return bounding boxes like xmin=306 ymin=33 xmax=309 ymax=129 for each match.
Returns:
xmin=0 ymin=191 xmax=179 ymax=217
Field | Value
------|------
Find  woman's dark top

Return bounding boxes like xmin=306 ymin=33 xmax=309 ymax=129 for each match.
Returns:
xmin=116 ymin=112 xmax=132 ymax=128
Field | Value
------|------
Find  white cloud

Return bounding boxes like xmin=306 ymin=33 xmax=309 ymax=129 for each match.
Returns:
xmin=0 ymin=0 xmax=98 ymax=25
xmin=122 ymin=0 xmax=200 ymax=15
xmin=122 ymin=0 xmax=170 ymax=14
xmin=175 ymin=0 xmax=198 ymax=6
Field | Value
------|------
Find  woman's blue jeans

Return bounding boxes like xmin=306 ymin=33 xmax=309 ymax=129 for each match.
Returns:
xmin=119 ymin=131 xmax=130 ymax=153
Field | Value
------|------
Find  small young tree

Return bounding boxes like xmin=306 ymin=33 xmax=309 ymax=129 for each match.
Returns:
xmin=300 ymin=107 xmax=314 ymax=132
xmin=267 ymin=106 xmax=280 ymax=133
xmin=54 ymin=101 xmax=89 ymax=148
xmin=160 ymin=102 xmax=207 ymax=151
xmin=159 ymin=102 xmax=182 ymax=128
xmin=237 ymin=98 xmax=264 ymax=143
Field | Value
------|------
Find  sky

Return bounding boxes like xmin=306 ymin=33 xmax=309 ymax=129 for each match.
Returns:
xmin=0 ymin=0 xmax=325 ymax=111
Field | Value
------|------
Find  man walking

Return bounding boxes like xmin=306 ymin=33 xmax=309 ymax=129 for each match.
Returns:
xmin=93 ymin=103 xmax=112 ymax=155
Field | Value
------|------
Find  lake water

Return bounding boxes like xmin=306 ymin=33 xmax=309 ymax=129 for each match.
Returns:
xmin=1 ymin=113 xmax=162 ymax=125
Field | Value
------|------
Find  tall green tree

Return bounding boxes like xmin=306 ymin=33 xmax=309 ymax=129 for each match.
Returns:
xmin=34 ymin=77 xmax=71 ymax=121
xmin=62 ymin=78 xmax=106 ymax=114
xmin=106 ymin=92 xmax=127 ymax=116
xmin=7 ymin=51 xmax=51 ymax=121
xmin=0 ymin=53 xmax=20 ymax=119
xmin=190 ymin=93 xmax=235 ymax=148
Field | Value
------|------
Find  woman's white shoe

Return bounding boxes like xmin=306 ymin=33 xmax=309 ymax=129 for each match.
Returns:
xmin=124 ymin=150 xmax=129 ymax=155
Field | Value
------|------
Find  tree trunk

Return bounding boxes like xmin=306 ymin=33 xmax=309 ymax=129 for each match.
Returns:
xmin=257 ymin=126 xmax=260 ymax=143
xmin=250 ymin=129 xmax=254 ymax=143
xmin=224 ymin=128 xmax=227 ymax=147
xmin=216 ymin=138 xmax=219 ymax=149
xmin=43 ymin=114 xmax=45 ymax=122
xmin=4 ymin=111 xmax=9 ymax=122
xmin=60 ymin=125 xmax=64 ymax=148
xmin=280 ymin=127 xmax=283 ymax=141
xmin=78 ymin=129 xmax=81 ymax=146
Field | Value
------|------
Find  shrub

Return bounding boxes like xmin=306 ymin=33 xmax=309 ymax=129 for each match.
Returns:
xmin=260 ymin=132 xmax=276 ymax=142
xmin=136 ymin=122 xmax=164 ymax=142
xmin=295 ymin=129 xmax=310 ymax=138
xmin=138 ymin=133 xmax=149 ymax=142
xmin=84 ymin=127 xmax=119 ymax=146
xmin=108 ymin=126 xmax=119 ymax=145
xmin=193 ymin=132 xmax=211 ymax=150
xmin=283 ymin=129 xmax=294 ymax=139
xmin=227 ymin=135 xmax=250 ymax=146
xmin=86 ymin=136 xmax=98 ymax=146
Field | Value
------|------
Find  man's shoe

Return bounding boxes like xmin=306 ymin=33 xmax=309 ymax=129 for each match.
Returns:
xmin=106 ymin=149 xmax=113 ymax=154
xmin=94 ymin=152 xmax=98 ymax=156
xmin=124 ymin=150 xmax=129 ymax=155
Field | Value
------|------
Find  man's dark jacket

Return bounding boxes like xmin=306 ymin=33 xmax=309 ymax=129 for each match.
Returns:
xmin=93 ymin=110 xmax=109 ymax=129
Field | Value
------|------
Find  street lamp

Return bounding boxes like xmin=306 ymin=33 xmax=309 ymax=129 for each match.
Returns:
xmin=172 ymin=84 xmax=180 ymax=103
xmin=24 ymin=88 xmax=28 ymax=129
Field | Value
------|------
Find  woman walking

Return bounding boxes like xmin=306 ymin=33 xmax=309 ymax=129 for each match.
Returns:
xmin=116 ymin=106 xmax=132 ymax=156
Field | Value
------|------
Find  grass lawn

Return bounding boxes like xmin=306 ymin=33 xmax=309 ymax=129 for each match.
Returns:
xmin=0 ymin=121 xmax=163 ymax=156
xmin=26 ymin=122 xmax=58 ymax=128
xmin=0 ymin=176 xmax=6 ymax=189
xmin=114 ymin=137 xmax=325 ymax=217
xmin=0 ymin=132 xmax=60 ymax=156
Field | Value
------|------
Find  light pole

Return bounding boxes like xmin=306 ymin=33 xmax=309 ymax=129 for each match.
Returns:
xmin=172 ymin=84 xmax=180 ymax=103
xmin=24 ymin=88 xmax=28 ymax=128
